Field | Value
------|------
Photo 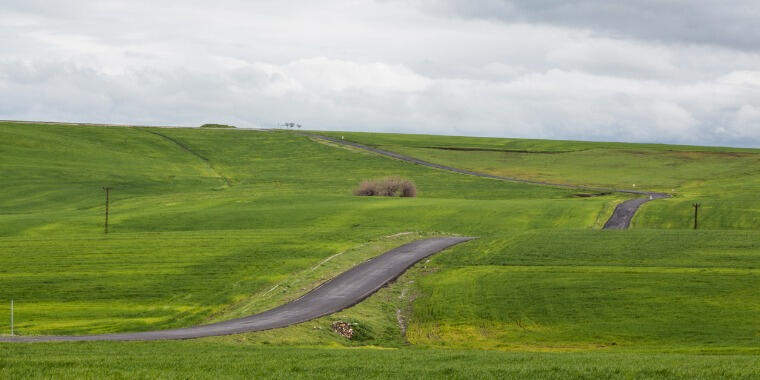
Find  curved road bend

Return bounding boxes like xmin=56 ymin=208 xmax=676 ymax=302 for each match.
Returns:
xmin=306 ymin=134 xmax=669 ymax=230
xmin=603 ymin=194 xmax=669 ymax=229
xmin=0 ymin=237 xmax=472 ymax=342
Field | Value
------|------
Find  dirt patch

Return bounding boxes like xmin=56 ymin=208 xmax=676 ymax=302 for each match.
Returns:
xmin=331 ymin=321 xmax=354 ymax=339
xmin=396 ymin=309 xmax=406 ymax=336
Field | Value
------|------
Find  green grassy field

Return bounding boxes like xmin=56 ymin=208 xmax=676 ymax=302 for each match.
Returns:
xmin=1 ymin=122 xmax=759 ymax=378
xmin=0 ymin=123 xmax=611 ymax=336
xmin=319 ymin=131 xmax=760 ymax=230
xmin=2 ymin=341 xmax=758 ymax=379
xmin=410 ymin=230 xmax=760 ymax=353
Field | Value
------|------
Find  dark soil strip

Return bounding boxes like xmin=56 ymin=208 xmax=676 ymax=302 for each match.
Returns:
xmin=423 ymin=146 xmax=577 ymax=154
xmin=141 ymin=129 xmax=233 ymax=187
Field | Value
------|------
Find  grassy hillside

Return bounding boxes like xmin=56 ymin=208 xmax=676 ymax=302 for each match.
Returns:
xmin=1 ymin=122 xmax=609 ymax=335
xmin=410 ymin=230 xmax=760 ymax=353
xmin=1 ymin=122 xmax=759 ymax=377
xmin=319 ymin=131 xmax=760 ymax=230
xmin=0 ymin=230 xmax=431 ymax=335
xmin=1 ymin=124 xmax=598 ymax=236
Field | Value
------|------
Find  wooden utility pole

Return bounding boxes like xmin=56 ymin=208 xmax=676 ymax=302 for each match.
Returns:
xmin=103 ymin=187 xmax=111 ymax=234
xmin=693 ymin=203 xmax=701 ymax=230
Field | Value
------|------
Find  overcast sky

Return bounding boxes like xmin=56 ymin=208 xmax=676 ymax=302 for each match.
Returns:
xmin=1 ymin=1 xmax=759 ymax=146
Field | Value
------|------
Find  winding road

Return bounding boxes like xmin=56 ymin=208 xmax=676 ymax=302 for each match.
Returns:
xmin=306 ymin=134 xmax=669 ymax=230
xmin=602 ymin=194 xmax=670 ymax=229
xmin=1 ymin=127 xmax=669 ymax=343
xmin=0 ymin=237 xmax=472 ymax=342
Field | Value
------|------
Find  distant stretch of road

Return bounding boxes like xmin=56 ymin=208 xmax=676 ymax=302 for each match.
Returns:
xmin=602 ymin=194 xmax=669 ymax=229
xmin=0 ymin=237 xmax=472 ymax=342
xmin=305 ymin=134 xmax=669 ymax=230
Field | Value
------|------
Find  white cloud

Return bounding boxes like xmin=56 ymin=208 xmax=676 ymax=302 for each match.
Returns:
xmin=0 ymin=1 xmax=759 ymax=147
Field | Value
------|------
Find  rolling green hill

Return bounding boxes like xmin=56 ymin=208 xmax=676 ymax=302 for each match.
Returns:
xmin=1 ymin=122 xmax=759 ymax=378
xmin=0 ymin=122 xmax=609 ymax=335
xmin=320 ymin=131 xmax=760 ymax=230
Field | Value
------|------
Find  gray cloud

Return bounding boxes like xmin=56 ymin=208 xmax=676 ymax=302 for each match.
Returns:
xmin=429 ymin=0 xmax=760 ymax=51
xmin=3 ymin=58 xmax=758 ymax=146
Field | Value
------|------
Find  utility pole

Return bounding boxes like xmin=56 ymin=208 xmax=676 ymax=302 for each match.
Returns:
xmin=103 ymin=187 xmax=111 ymax=234
xmin=693 ymin=203 xmax=701 ymax=230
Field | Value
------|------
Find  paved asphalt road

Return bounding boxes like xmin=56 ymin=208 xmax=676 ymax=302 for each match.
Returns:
xmin=603 ymin=194 xmax=670 ymax=229
xmin=0 ymin=237 xmax=472 ymax=342
xmin=306 ymin=134 xmax=669 ymax=229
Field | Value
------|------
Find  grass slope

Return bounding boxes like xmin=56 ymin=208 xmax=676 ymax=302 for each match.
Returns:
xmin=405 ymin=230 xmax=760 ymax=353
xmin=1 ymin=122 xmax=605 ymax=335
xmin=1 ymin=122 xmax=759 ymax=377
xmin=319 ymin=131 xmax=760 ymax=230
xmin=2 ymin=342 xmax=758 ymax=379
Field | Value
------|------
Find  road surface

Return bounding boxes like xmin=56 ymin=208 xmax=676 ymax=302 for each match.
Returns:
xmin=602 ymin=194 xmax=670 ymax=229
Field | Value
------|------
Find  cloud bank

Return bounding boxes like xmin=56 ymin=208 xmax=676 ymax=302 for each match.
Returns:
xmin=1 ymin=1 xmax=759 ymax=146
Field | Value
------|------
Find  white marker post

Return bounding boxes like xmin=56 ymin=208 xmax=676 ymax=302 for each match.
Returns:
xmin=10 ymin=299 xmax=13 ymax=336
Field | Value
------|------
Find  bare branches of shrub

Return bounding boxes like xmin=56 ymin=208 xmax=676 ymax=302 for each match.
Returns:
xmin=354 ymin=176 xmax=417 ymax=197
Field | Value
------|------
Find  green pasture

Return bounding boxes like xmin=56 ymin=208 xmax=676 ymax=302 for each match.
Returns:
xmin=2 ymin=341 xmax=759 ymax=379
xmin=0 ymin=122 xmax=610 ymax=335
xmin=1 ymin=122 xmax=759 ymax=377
xmin=0 ymin=230 xmax=398 ymax=335
xmin=406 ymin=229 xmax=760 ymax=353
xmin=319 ymin=131 xmax=760 ymax=230
xmin=1 ymin=123 xmax=599 ymax=236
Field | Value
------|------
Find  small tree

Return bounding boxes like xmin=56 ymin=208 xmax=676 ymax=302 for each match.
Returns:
xmin=281 ymin=122 xmax=303 ymax=129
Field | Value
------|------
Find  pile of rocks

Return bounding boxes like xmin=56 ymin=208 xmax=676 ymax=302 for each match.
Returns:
xmin=331 ymin=321 xmax=354 ymax=339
